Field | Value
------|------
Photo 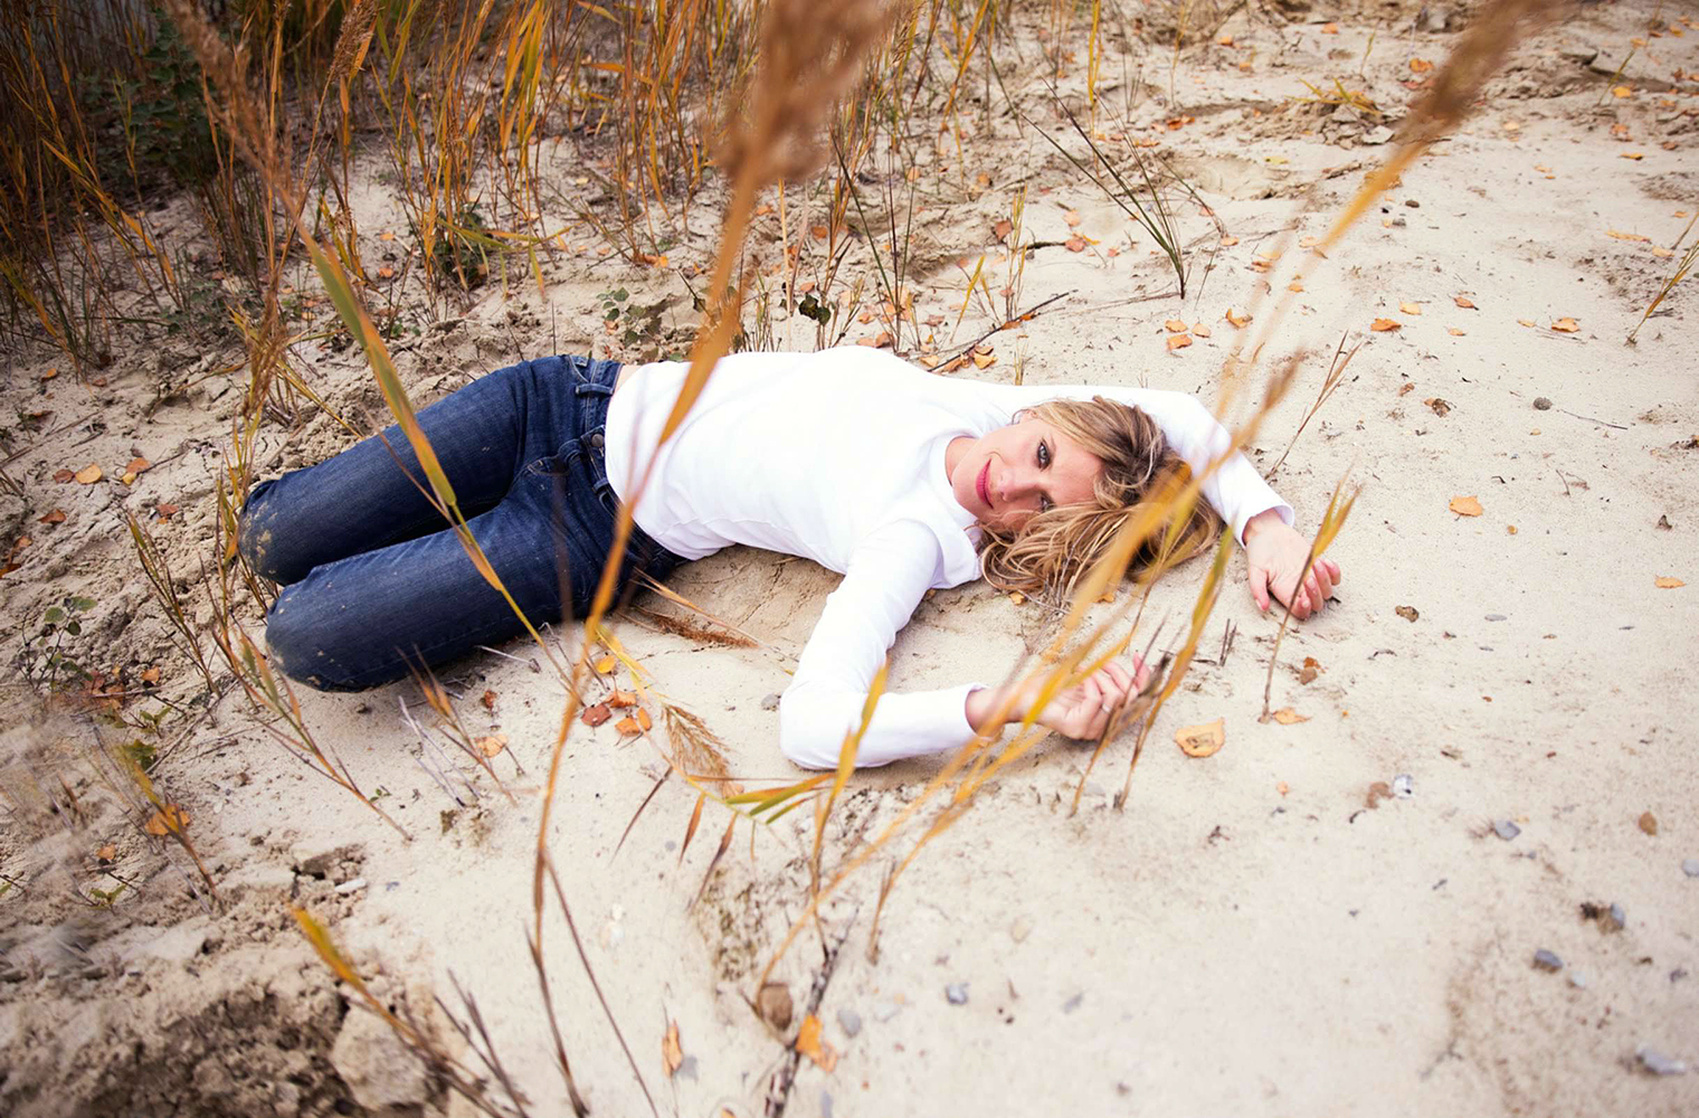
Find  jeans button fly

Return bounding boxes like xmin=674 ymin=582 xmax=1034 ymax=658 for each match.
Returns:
xmin=589 ymin=432 xmax=605 ymax=449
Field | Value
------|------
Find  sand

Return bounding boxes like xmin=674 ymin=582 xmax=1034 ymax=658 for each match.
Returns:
xmin=3 ymin=1 xmax=1697 ymax=1115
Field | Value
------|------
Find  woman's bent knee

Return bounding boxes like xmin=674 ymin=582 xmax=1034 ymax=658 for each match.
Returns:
xmin=237 ymin=480 xmax=294 ymax=584
xmin=263 ymin=589 xmax=389 ymax=692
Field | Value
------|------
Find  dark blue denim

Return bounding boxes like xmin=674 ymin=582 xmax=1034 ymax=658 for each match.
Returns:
xmin=237 ymin=355 xmax=681 ymax=691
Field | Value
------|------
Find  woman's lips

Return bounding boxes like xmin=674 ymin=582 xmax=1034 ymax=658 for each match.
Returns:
xmin=976 ymin=461 xmax=991 ymax=509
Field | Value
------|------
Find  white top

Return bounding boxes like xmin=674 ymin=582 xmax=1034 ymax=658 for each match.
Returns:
xmin=604 ymin=347 xmax=1293 ymax=770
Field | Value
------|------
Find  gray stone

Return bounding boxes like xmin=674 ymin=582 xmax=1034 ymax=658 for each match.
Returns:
xmin=873 ymin=998 xmax=903 ymax=1023
xmin=1636 ymin=1046 xmax=1689 ymax=1076
xmin=675 ymin=1055 xmax=698 ymax=1082
xmin=1683 ymin=859 xmax=1699 ymax=878
xmin=1062 ymin=992 xmax=1084 ymax=1014
xmin=820 ymin=1089 xmax=835 ymax=1118
xmin=1532 ymin=949 xmax=1564 ymax=972
xmin=1392 ymin=774 xmax=1414 ymax=799
xmin=1363 ymin=125 xmax=1395 ymax=146
xmin=836 ymin=1008 xmax=862 ymax=1038
xmin=1605 ymin=903 xmax=1626 ymax=932
xmin=1494 ymin=819 xmax=1521 ymax=841
xmin=1485 ymin=614 xmax=1507 ymax=621
xmin=945 ymin=983 xmax=969 ymax=1005
xmin=1559 ymin=45 xmax=1600 ymax=65
xmin=1533 ymin=397 xmax=1552 ymax=410
xmin=330 ymin=1008 xmax=429 ymax=1111
xmin=761 ymin=693 xmax=781 ymax=711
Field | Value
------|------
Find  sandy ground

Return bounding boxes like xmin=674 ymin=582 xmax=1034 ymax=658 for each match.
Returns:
xmin=3 ymin=1 xmax=1698 ymax=1115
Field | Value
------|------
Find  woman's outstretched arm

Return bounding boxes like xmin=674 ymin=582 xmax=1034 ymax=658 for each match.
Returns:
xmin=778 ymin=520 xmax=984 ymax=769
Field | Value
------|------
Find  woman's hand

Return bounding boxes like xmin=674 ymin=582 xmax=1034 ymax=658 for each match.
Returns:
xmin=1243 ymin=508 xmax=1341 ymax=620
xmin=968 ymin=655 xmax=1154 ymax=740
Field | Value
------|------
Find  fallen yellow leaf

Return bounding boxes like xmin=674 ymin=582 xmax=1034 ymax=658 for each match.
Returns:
xmin=1449 ymin=495 xmax=1484 ymax=517
xmin=1192 ymin=322 xmax=1213 ymax=338
xmin=1272 ymin=708 xmax=1309 ymax=725
xmin=1166 ymin=333 xmax=1193 ymax=351
xmin=1447 ymin=327 xmax=1467 ymax=336
xmin=1409 ymin=57 xmax=1434 ymax=73
xmin=663 ymin=1021 xmax=683 ymax=1077
xmin=1655 ymin=576 xmax=1685 ymax=589
xmin=145 ymin=804 xmax=190 ymax=836
xmin=1607 ymin=230 xmax=1651 ymax=242
xmin=1454 ymin=295 xmax=1476 ymax=309
xmin=74 ymin=464 xmax=103 ymax=484
xmin=1176 ymin=718 xmax=1225 ymax=758
xmin=1225 ymin=308 xmax=1251 ymax=328
xmin=1164 ymin=319 xmax=1187 ymax=333
xmin=476 ymin=733 xmax=507 ymax=757
xmin=1517 ymin=319 xmax=1536 ymax=328
xmin=1219 ymin=235 xmax=1240 ymax=247
xmin=1399 ymin=301 xmax=1422 ymax=315
xmin=1370 ymin=317 xmax=1401 ymax=332
xmin=795 ymin=1014 xmax=838 ymax=1072
xmin=972 ymin=350 xmax=996 ymax=369
xmin=1620 ymin=152 xmax=1645 ymax=161
xmin=1550 ymin=317 xmax=1579 ymax=333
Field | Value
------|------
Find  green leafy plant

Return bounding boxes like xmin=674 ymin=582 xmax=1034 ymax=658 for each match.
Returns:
xmin=16 ymin=594 xmax=98 ymax=692
xmin=599 ymin=287 xmax=691 ymax=360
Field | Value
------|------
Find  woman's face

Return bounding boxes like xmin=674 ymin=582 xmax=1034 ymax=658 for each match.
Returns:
xmin=950 ymin=415 xmax=1104 ymax=533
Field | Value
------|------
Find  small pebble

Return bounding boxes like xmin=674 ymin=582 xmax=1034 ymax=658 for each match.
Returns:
xmin=1010 ymin=915 xmax=1033 ymax=943
xmin=334 ymin=876 xmax=368 ymax=895
xmin=1405 ymin=199 xmax=1420 ymax=208
xmin=1062 ymin=992 xmax=1084 ymax=1014
xmin=1532 ymin=949 xmax=1564 ymax=972
xmin=820 ymin=1089 xmax=834 ymax=1118
xmin=1636 ymin=1046 xmax=1689 ymax=1076
xmin=1682 ymin=859 xmax=1699 ymax=878
xmin=676 ymin=1055 xmax=698 ymax=1082
xmin=1494 ymin=819 xmax=1521 ymax=841
xmin=1568 ymin=971 xmax=1589 ymax=989
xmin=836 ymin=1008 xmax=862 ymax=1038
xmin=1533 ymin=397 xmax=1552 ymax=410
xmin=760 ymin=693 xmax=781 ymax=711
xmin=1485 ymin=613 xmax=1507 ymax=621
xmin=1605 ymin=902 xmax=1626 ymax=932
xmin=873 ymin=999 xmax=903 ymax=1023
xmin=945 ymin=983 xmax=969 ymax=1005
xmin=1392 ymin=774 xmax=1414 ymax=799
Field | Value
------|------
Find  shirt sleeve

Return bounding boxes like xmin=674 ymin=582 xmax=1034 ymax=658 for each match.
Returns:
xmin=1036 ymin=383 xmax=1294 ymax=545
xmin=778 ymin=520 xmax=984 ymax=770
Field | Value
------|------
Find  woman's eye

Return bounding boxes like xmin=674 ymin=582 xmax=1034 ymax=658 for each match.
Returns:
xmin=1037 ymin=441 xmax=1051 ymax=468
xmin=1040 ymin=497 xmax=1053 ymax=513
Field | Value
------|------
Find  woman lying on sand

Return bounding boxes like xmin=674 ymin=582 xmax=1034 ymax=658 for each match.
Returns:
xmin=238 ymin=349 xmax=1339 ymax=769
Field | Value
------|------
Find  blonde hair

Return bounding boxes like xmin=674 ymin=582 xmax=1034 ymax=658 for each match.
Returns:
xmin=977 ymin=396 xmax=1223 ymax=598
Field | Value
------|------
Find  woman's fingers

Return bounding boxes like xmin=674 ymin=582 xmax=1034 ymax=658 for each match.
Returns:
xmin=1248 ymin=564 xmax=1273 ymax=612
xmin=1130 ymin=653 xmax=1152 ymax=692
xmin=1304 ymin=569 xmax=1325 ymax=615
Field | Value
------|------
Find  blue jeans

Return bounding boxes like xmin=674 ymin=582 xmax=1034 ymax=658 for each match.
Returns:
xmin=237 ymin=355 xmax=682 ymax=691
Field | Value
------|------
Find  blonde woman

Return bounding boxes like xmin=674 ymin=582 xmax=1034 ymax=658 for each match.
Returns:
xmin=239 ymin=347 xmax=1338 ymax=769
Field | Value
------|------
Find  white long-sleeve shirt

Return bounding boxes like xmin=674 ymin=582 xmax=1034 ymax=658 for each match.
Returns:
xmin=604 ymin=347 xmax=1292 ymax=770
